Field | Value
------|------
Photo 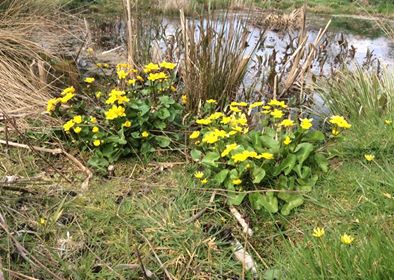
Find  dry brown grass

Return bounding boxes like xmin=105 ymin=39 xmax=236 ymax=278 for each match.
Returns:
xmin=0 ymin=1 xmax=81 ymax=116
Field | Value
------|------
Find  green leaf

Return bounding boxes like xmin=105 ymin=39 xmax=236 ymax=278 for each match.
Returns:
xmin=249 ymin=192 xmax=278 ymax=213
xmin=191 ymin=149 xmax=202 ymax=162
xmin=201 ymin=152 xmax=220 ymax=167
xmin=314 ymin=153 xmax=329 ymax=172
xmin=213 ymin=169 xmax=229 ymax=185
xmin=157 ymin=108 xmax=171 ymax=120
xmin=87 ymin=154 xmax=109 ymax=173
xmin=294 ymin=164 xmax=312 ymax=179
xmin=260 ymin=135 xmax=280 ymax=153
xmin=141 ymin=142 xmax=155 ymax=154
xmin=158 ymin=95 xmax=175 ymax=107
xmin=228 ymin=191 xmax=247 ymax=206
xmin=294 ymin=143 xmax=314 ymax=165
xmin=277 ymin=192 xmax=304 ymax=216
xmin=153 ymin=120 xmax=167 ymax=130
xmin=273 ymin=154 xmax=297 ymax=176
xmin=303 ymin=131 xmax=325 ymax=142
xmin=155 ymin=135 xmax=171 ymax=148
xmin=252 ymin=166 xmax=266 ymax=184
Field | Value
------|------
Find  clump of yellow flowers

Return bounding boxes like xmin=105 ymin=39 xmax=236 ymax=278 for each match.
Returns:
xmin=46 ymin=61 xmax=183 ymax=173
xmin=190 ymin=98 xmax=351 ymax=216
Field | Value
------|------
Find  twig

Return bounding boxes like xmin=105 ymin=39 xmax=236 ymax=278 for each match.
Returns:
xmin=183 ymin=191 xmax=216 ymax=223
xmin=62 ymin=151 xmax=92 ymax=191
xmin=229 ymin=206 xmax=253 ymax=237
xmin=136 ymin=245 xmax=150 ymax=279
xmin=0 ymin=257 xmax=4 ymax=280
xmin=0 ymin=140 xmax=63 ymax=154
xmin=2 ymin=269 xmax=40 ymax=280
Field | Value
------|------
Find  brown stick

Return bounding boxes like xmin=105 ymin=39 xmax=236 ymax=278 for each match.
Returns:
xmin=0 ymin=140 xmax=63 ymax=154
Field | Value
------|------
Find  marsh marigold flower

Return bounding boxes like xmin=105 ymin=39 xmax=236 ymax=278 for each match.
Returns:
xmin=206 ymin=99 xmax=217 ymax=104
xmin=181 ymin=95 xmax=188 ymax=105
xmin=384 ymin=119 xmax=392 ymax=125
xmin=73 ymin=115 xmax=83 ymax=124
xmin=221 ymin=143 xmax=238 ymax=157
xmin=73 ymin=126 xmax=82 ymax=134
xmin=123 ymin=120 xmax=132 ymax=128
xmin=141 ymin=131 xmax=149 ymax=138
xmin=364 ymin=154 xmax=375 ymax=161
xmin=105 ymin=105 xmax=126 ymax=120
xmin=312 ymin=227 xmax=325 ymax=238
xmin=93 ymin=139 xmax=102 ymax=147
xmin=47 ymin=98 xmax=59 ymax=113
xmin=250 ymin=101 xmax=263 ymax=109
xmin=232 ymin=178 xmax=242 ymax=185
xmin=63 ymin=120 xmax=75 ymax=132
xmin=117 ymin=69 xmax=128 ymax=79
xmin=201 ymin=178 xmax=208 ymax=184
xmin=189 ymin=131 xmax=200 ymax=139
xmin=329 ymin=115 xmax=351 ymax=129
xmin=340 ymin=233 xmax=354 ymax=245
xmin=92 ymin=126 xmax=99 ymax=133
xmin=159 ymin=61 xmax=176 ymax=70
xmin=279 ymin=119 xmax=294 ymax=127
xmin=271 ymin=109 xmax=284 ymax=119
xmin=196 ymin=118 xmax=212 ymax=125
xmin=84 ymin=77 xmax=95 ymax=84
xmin=283 ymin=136 xmax=292 ymax=145
xmin=300 ymin=118 xmax=313 ymax=130
xmin=61 ymin=86 xmax=75 ymax=96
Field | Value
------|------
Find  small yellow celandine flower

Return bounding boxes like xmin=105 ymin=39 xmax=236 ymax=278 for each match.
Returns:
xmin=73 ymin=115 xmax=83 ymax=124
xmin=123 ymin=120 xmax=132 ymax=128
xmin=270 ymin=109 xmax=284 ymax=119
xmin=340 ymin=233 xmax=354 ymax=245
xmin=364 ymin=154 xmax=375 ymax=161
xmin=93 ymin=139 xmax=102 ymax=147
xmin=384 ymin=119 xmax=392 ymax=125
xmin=232 ymin=178 xmax=242 ymax=185
xmin=84 ymin=77 xmax=95 ymax=84
xmin=189 ymin=131 xmax=200 ymax=139
xmin=279 ymin=119 xmax=294 ymax=127
xmin=141 ymin=131 xmax=149 ymax=138
xmin=128 ymin=79 xmax=136 ymax=86
xmin=250 ymin=101 xmax=263 ymax=109
xmin=300 ymin=118 xmax=313 ymax=130
xmin=95 ymin=91 xmax=102 ymax=99
xmin=117 ymin=69 xmax=128 ymax=79
xmin=283 ymin=136 xmax=292 ymax=145
xmin=206 ymin=99 xmax=217 ymax=104
xmin=63 ymin=120 xmax=75 ymax=132
xmin=194 ymin=171 xmax=204 ymax=179
xmin=196 ymin=118 xmax=212 ymax=125
xmin=92 ymin=126 xmax=99 ymax=133
xmin=90 ymin=116 xmax=97 ymax=123
xmin=39 ymin=218 xmax=47 ymax=225
xmin=181 ymin=95 xmax=188 ymax=105
xmin=201 ymin=178 xmax=208 ymax=184
xmin=73 ymin=126 xmax=82 ymax=134
xmin=312 ymin=227 xmax=325 ymax=238
xmin=105 ymin=105 xmax=126 ymax=120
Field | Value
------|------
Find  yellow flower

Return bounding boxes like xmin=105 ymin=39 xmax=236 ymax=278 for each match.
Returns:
xmin=232 ymin=151 xmax=250 ymax=163
xmin=159 ymin=61 xmax=176 ymax=70
xmin=73 ymin=115 xmax=83 ymax=124
xmin=262 ymin=105 xmax=271 ymax=110
xmin=63 ymin=120 xmax=75 ymax=132
xmin=59 ymin=92 xmax=75 ymax=103
xmin=84 ymin=77 xmax=95 ymax=84
xmin=201 ymin=178 xmax=208 ymax=184
xmin=268 ymin=99 xmax=287 ymax=108
xmin=300 ymin=118 xmax=313 ymax=130
xmin=271 ymin=109 xmax=284 ymax=119
xmin=279 ymin=119 xmax=294 ymax=127
xmin=137 ymin=75 xmax=144 ymax=82
xmin=39 ymin=218 xmax=47 ymax=225
xmin=73 ymin=126 xmax=82 ymax=134
xmin=189 ymin=131 xmax=200 ymax=139
xmin=364 ymin=154 xmax=375 ymax=161
xmin=105 ymin=105 xmax=126 ymax=120
xmin=61 ymin=86 xmax=75 ymax=96
xmin=92 ymin=126 xmax=99 ymax=133
xmin=93 ymin=139 xmax=102 ymax=147
xmin=312 ymin=227 xmax=325 ymax=238
xmin=230 ymin=106 xmax=241 ymax=113
xmin=206 ymin=99 xmax=217 ymax=104
xmin=221 ymin=143 xmax=238 ymax=157
xmin=202 ymin=131 xmax=219 ymax=144
xmin=47 ymin=98 xmax=59 ymax=113
xmin=208 ymin=112 xmax=223 ymax=120
xmin=221 ymin=116 xmax=231 ymax=124
xmin=340 ymin=233 xmax=354 ymax=245
xmin=232 ymin=178 xmax=242 ymax=185
xmin=147 ymin=72 xmax=168 ymax=81
xmin=196 ymin=118 xmax=212 ymax=125
xmin=143 ymin=63 xmax=160 ymax=73
xmin=250 ymin=101 xmax=263 ymax=109
xmin=123 ymin=120 xmax=132 ymax=128
xmin=256 ymin=153 xmax=274 ymax=160
xmin=329 ymin=115 xmax=351 ymax=129
xmin=283 ymin=136 xmax=292 ymax=145
xmin=384 ymin=119 xmax=392 ymax=125
xmin=128 ymin=79 xmax=136 ymax=86
xmin=171 ymin=85 xmax=177 ymax=92
xmin=194 ymin=171 xmax=204 ymax=179
xmin=332 ymin=128 xmax=340 ymax=136
xmin=95 ymin=91 xmax=102 ymax=99
xmin=141 ymin=131 xmax=149 ymax=138
xmin=262 ymin=110 xmax=271 ymax=115
xmin=181 ymin=95 xmax=188 ymax=105
xmin=90 ymin=116 xmax=97 ymax=123
xmin=117 ymin=69 xmax=128 ymax=79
